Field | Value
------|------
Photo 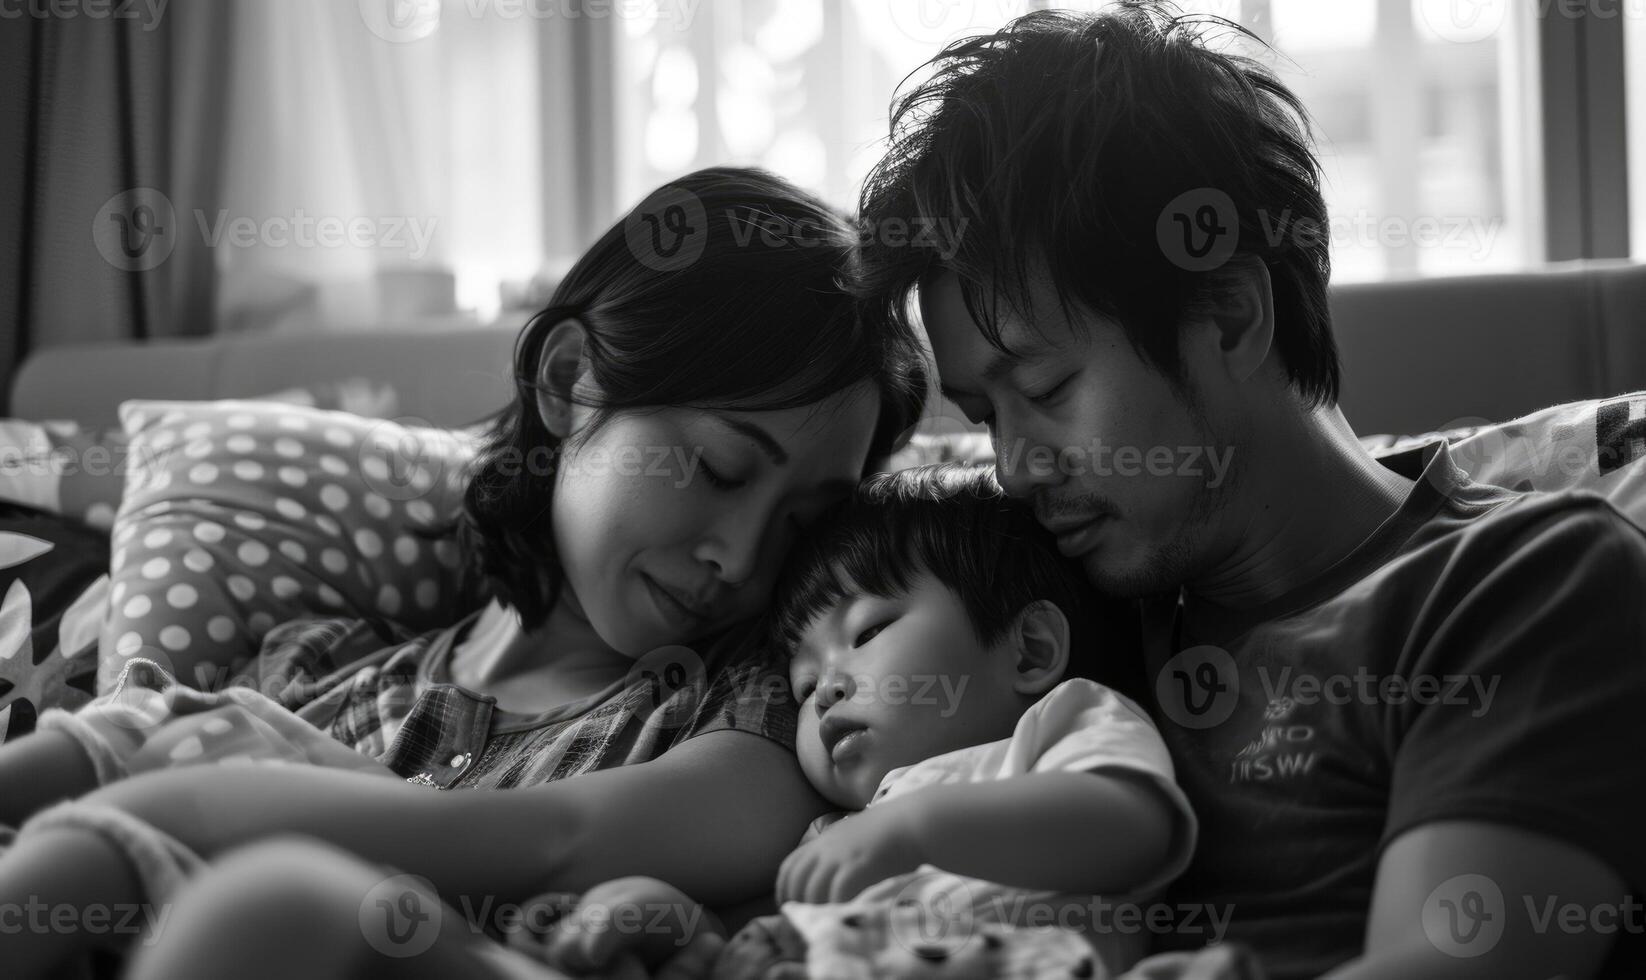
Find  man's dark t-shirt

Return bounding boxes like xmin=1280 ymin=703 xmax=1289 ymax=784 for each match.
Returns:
xmin=1143 ymin=442 xmax=1646 ymax=978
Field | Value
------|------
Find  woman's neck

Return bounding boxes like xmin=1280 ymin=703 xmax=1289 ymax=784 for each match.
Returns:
xmin=453 ymin=594 xmax=634 ymax=709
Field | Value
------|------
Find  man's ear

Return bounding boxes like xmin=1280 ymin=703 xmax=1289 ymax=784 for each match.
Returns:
xmin=1198 ymin=254 xmax=1275 ymax=386
xmin=535 ymin=318 xmax=591 ymax=439
xmin=1009 ymin=600 xmax=1071 ymax=697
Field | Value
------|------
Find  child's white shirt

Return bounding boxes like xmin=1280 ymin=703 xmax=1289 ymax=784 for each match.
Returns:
xmin=798 ymin=678 xmax=1199 ymax=959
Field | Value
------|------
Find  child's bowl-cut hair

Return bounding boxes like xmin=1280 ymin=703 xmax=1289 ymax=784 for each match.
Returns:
xmin=769 ymin=463 xmax=1143 ymax=694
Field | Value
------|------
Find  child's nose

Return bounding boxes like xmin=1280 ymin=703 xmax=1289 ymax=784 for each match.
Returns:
xmin=814 ymin=671 xmax=854 ymax=712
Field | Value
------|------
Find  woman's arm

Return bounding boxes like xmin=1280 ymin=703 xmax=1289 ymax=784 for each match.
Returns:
xmin=86 ymin=730 xmax=826 ymax=909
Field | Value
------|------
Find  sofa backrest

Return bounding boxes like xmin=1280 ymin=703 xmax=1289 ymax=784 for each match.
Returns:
xmin=10 ymin=261 xmax=1646 ymax=435
xmin=1330 ymin=260 xmax=1646 ymax=435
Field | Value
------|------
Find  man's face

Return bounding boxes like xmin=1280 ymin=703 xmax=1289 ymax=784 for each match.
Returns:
xmin=922 ymin=271 xmax=1238 ymax=597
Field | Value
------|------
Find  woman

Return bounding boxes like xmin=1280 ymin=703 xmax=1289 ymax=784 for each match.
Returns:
xmin=0 ymin=166 xmax=928 ymax=977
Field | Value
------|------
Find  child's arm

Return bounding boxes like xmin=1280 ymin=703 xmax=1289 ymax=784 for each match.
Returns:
xmin=80 ymin=728 xmax=825 ymax=910
xmin=777 ymin=769 xmax=1175 ymax=904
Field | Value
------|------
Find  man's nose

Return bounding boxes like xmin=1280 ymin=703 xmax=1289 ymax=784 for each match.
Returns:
xmin=993 ymin=426 xmax=1066 ymax=500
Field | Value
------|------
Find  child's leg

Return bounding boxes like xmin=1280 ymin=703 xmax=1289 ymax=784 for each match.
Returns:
xmin=0 ymin=730 xmax=99 ymax=826
xmin=124 ymin=837 xmax=571 ymax=980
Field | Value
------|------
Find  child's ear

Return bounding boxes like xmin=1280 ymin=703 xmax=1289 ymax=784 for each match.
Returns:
xmin=1009 ymin=600 xmax=1070 ymax=697
xmin=535 ymin=318 xmax=592 ymax=439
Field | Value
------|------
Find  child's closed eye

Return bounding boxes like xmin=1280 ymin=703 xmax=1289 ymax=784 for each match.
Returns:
xmin=853 ymin=622 xmax=889 ymax=647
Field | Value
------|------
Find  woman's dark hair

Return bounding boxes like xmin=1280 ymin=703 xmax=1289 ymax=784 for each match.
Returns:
xmin=456 ymin=166 xmax=929 ymax=630
xmin=768 ymin=463 xmax=1144 ymax=695
xmin=857 ymin=2 xmax=1340 ymax=408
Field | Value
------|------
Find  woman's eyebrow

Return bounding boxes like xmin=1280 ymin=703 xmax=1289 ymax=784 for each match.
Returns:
xmin=706 ymin=413 xmax=789 ymax=465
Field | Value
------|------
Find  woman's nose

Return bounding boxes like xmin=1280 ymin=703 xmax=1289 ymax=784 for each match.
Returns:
xmin=693 ymin=506 xmax=775 ymax=587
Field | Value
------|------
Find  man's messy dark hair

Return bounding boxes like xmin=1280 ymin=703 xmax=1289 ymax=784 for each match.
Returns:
xmin=768 ymin=463 xmax=1144 ymax=695
xmin=856 ymin=2 xmax=1340 ymax=407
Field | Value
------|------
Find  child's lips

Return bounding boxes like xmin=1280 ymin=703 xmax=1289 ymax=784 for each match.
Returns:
xmin=830 ymin=728 xmax=869 ymax=764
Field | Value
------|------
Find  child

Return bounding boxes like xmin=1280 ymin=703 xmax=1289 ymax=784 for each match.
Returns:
xmin=124 ymin=463 xmax=1194 ymax=980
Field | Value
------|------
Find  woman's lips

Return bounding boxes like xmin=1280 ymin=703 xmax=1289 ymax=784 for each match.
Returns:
xmin=643 ymin=574 xmax=702 ymax=629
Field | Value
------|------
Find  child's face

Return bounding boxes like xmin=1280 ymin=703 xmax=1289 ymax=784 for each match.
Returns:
xmin=789 ymin=571 xmax=1031 ymax=809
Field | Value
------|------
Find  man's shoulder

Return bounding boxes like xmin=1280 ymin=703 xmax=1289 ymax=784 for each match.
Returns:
xmin=1435 ymin=483 xmax=1646 ymax=569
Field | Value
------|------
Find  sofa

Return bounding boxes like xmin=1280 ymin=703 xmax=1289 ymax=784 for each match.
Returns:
xmin=10 ymin=261 xmax=1646 ymax=436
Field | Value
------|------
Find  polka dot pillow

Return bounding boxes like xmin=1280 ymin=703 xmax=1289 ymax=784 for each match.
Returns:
xmin=100 ymin=400 xmax=484 ymax=692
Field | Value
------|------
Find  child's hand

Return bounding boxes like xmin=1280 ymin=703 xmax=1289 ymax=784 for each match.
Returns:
xmin=511 ymin=876 xmax=719 ymax=977
xmin=775 ymin=802 xmax=926 ymax=904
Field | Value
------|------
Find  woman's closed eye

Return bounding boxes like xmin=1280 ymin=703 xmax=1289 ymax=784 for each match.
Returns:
xmin=698 ymin=457 xmax=746 ymax=491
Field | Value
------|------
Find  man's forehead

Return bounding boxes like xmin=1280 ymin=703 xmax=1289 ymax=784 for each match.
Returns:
xmin=922 ymin=273 xmax=1063 ymax=385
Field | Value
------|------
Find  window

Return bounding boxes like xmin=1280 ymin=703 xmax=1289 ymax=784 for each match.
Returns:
xmin=612 ymin=0 xmax=1545 ymax=281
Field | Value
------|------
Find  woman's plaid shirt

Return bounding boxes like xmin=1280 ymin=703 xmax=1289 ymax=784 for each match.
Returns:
xmin=236 ymin=609 xmax=797 ymax=790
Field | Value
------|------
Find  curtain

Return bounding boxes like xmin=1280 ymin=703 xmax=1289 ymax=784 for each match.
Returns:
xmin=1 ymin=1 xmax=234 ymax=411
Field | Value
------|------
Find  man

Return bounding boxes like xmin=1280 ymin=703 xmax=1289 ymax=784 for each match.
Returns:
xmin=855 ymin=5 xmax=1646 ymax=978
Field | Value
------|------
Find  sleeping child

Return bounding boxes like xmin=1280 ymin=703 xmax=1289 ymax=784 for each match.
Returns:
xmin=522 ymin=462 xmax=1199 ymax=979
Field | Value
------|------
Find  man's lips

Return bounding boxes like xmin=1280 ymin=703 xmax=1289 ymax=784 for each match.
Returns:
xmin=1043 ymin=514 xmax=1107 ymax=557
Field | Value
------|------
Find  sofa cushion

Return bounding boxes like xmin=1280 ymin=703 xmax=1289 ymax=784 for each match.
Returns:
xmin=101 ymin=400 xmax=484 ymax=692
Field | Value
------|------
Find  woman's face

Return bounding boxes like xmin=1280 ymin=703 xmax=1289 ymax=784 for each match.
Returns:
xmin=552 ymin=382 xmax=882 ymax=656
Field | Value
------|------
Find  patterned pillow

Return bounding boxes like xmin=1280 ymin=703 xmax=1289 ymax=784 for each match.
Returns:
xmin=1368 ymin=391 xmax=1646 ymax=532
xmin=100 ymin=400 xmax=484 ymax=693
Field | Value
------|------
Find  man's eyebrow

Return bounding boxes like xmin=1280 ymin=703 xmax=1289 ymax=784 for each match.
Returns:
xmin=938 ymin=347 xmax=1022 ymax=402
xmin=707 ymin=413 xmax=789 ymax=465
